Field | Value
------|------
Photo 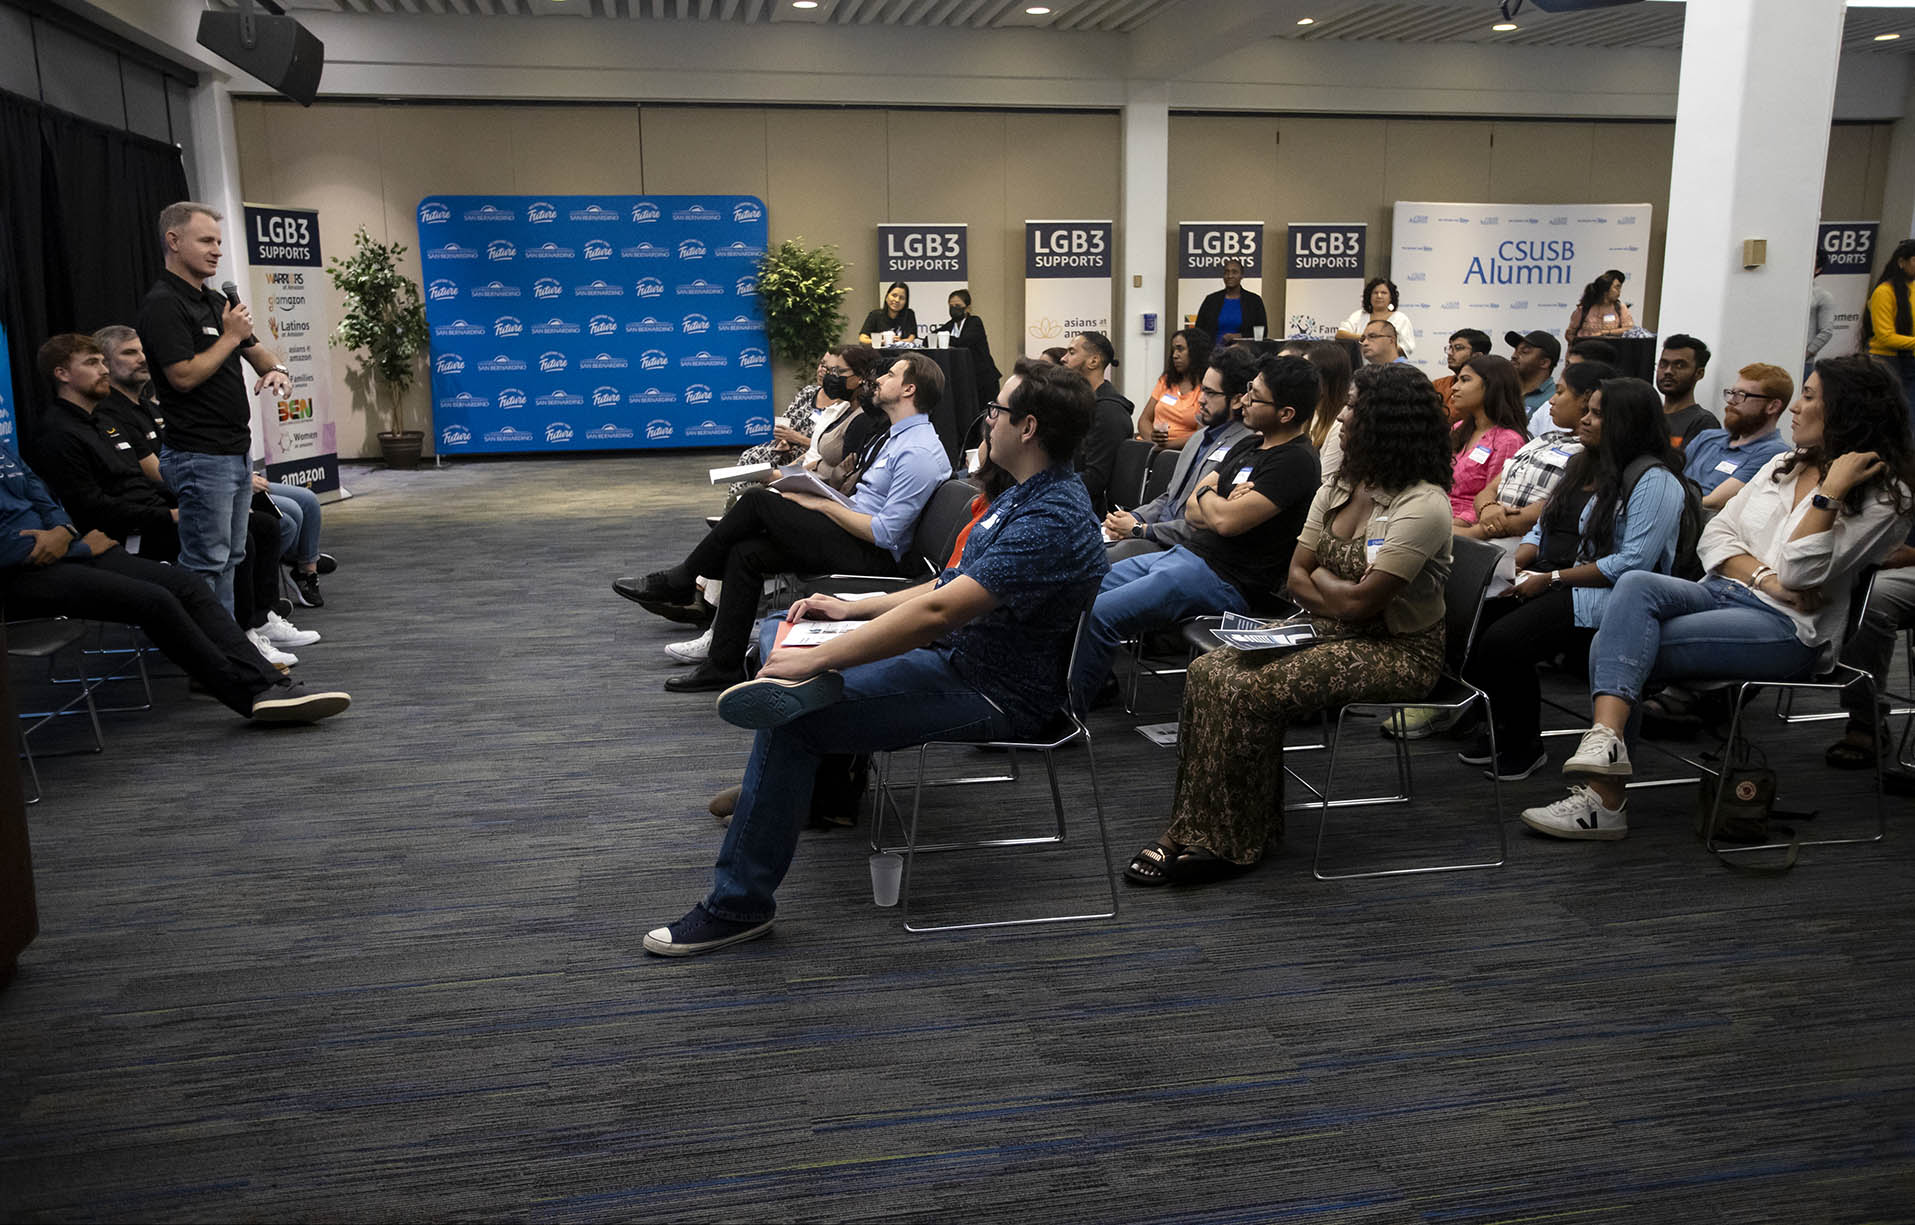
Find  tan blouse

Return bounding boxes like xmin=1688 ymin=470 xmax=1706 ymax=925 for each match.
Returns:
xmin=1297 ymin=478 xmax=1453 ymax=635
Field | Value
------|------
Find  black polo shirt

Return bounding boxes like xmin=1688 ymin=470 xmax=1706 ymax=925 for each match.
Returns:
xmin=23 ymin=398 xmax=176 ymax=540
xmin=97 ymin=388 xmax=164 ymax=459
xmin=136 ymin=270 xmax=255 ymax=456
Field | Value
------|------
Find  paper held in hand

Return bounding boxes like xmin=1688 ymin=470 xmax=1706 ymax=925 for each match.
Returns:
xmin=766 ymin=470 xmax=853 ymax=507
xmin=773 ymin=618 xmax=862 ymax=649
xmin=1211 ymin=612 xmax=1319 ymax=653
xmin=708 ymin=461 xmax=773 ymax=483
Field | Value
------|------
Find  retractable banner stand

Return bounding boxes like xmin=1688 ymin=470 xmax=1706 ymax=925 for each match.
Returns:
xmin=0 ymin=324 xmax=14 ymax=456
xmin=1283 ymin=222 xmax=1367 ymax=340
xmin=244 ymin=203 xmax=342 ymax=495
xmin=1023 ymin=220 xmax=1114 ymax=358
xmin=1175 ymin=221 xmax=1263 ymax=334
xmin=419 ymin=194 xmax=772 ymax=454
xmin=1815 ymin=221 xmax=1879 ymax=359
xmin=1391 ymin=202 xmax=1652 ymax=379
xmin=876 ymin=223 xmax=967 ymax=337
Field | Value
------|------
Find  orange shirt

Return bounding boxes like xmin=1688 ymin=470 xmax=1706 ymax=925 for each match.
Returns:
xmin=1145 ymin=376 xmax=1203 ymax=447
xmin=1432 ymin=374 xmax=1464 ymax=422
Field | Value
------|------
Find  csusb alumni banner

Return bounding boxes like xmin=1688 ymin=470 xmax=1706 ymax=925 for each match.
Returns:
xmin=419 ymin=194 xmax=772 ymax=454
xmin=1815 ymin=221 xmax=1878 ymax=359
xmin=1283 ymin=222 xmax=1367 ymax=340
xmin=1175 ymin=222 xmax=1263 ymax=334
xmin=1024 ymin=220 xmax=1114 ymax=358
xmin=1391 ymin=202 xmax=1652 ymax=379
xmin=244 ymin=203 xmax=342 ymax=494
xmin=877 ymin=223 xmax=968 ymax=333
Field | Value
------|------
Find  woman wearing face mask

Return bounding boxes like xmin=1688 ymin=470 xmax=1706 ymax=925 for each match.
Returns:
xmin=858 ymin=281 xmax=917 ymax=345
xmin=725 ymin=348 xmax=862 ymax=507
xmin=940 ymin=289 xmax=1001 ymax=401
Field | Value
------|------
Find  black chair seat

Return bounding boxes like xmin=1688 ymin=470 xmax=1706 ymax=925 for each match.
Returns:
xmin=6 ymin=620 xmax=87 ymax=659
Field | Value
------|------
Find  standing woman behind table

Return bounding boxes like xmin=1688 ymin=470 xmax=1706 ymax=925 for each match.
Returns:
xmin=1194 ymin=260 xmax=1267 ymax=345
xmin=858 ymin=281 xmax=917 ymax=344
xmin=1522 ymin=354 xmax=1915 ymax=842
xmin=1336 ymin=276 xmax=1418 ymax=357
xmin=1448 ymin=353 xmax=1531 ymax=526
xmin=1863 ymin=238 xmax=1915 ymax=410
xmin=1138 ymin=328 xmax=1213 ymax=450
xmin=1566 ymin=271 xmax=1636 ymax=343
xmin=1123 ymin=363 xmax=1454 ymax=886
xmin=941 ymin=289 xmax=1001 ymax=400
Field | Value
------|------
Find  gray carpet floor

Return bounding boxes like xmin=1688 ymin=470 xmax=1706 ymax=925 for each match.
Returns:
xmin=3 ymin=452 xmax=1913 ymax=1223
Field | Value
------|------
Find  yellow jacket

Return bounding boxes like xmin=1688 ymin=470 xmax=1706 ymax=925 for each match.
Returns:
xmin=1867 ymin=281 xmax=1915 ymax=354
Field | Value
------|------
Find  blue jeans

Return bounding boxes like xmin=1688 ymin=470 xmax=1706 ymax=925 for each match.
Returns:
xmin=1068 ymin=545 xmax=1247 ymax=714
xmin=703 ymin=617 xmax=1014 ymax=923
xmin=267 ymin=481 xmax=323 ymax=565
xmin=1589 ymin=571 xmax=1820 ymax=725
xmin=160 ymin=449 xmax=251 ymax=615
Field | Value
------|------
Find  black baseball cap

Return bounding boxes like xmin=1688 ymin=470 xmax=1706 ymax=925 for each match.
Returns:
xmin=1079 ymin=330 xmax=1118 ymax=368
xmin=1504 ymin=329 xmax=1562 ymax=364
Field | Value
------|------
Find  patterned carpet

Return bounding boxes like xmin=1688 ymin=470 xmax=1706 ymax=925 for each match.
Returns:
xmin=2 ymin=452 xmax=1912 ymax=1223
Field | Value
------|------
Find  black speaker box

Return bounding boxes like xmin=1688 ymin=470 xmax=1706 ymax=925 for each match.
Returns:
xmin=196 ymin=11 xmax=324 ymax=106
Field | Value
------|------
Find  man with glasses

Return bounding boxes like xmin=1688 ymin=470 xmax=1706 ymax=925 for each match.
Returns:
xmin=1067 ymin=353 xmax=1321 ymax=714
xmin=1655 ymin=333 xmax=1720 ymax=449
xmin=1359 ymin=320 xmax=1408 ymax=367
xmin=1682 ymin=362 xmax=1794 ymax=509
xmin=1102 ymin=343 xmax=1257 ymax=560
xmin=1433 ymin=328 xmax=1491 ymax=420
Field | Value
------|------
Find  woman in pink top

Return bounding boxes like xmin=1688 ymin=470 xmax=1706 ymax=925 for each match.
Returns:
xmin=1448 ymin=354 xmax=1530 ymax=524
xmin=1567 ymin=271 xmax=1636 ymax=340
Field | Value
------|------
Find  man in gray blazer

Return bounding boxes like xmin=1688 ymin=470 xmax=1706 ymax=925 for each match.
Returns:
xmin=1101 ymin=342 xmax=1256 ymax=561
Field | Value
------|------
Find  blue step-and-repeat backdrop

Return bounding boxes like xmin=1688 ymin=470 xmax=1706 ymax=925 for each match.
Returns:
xmin=417 ymin=194 xmax=775 ymax=454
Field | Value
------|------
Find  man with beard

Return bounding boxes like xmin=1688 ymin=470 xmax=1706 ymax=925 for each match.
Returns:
xmin=1656 ymin=333 xmax=1720 ymax=449
xmin=1682 ymin=362 xmax=1793 ymax=510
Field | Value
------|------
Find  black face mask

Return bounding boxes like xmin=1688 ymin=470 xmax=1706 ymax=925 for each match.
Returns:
xmin=949 ymin=305 xmax=966 ymax=322
xmin=821 ymin=371 xmax=851 ymax=400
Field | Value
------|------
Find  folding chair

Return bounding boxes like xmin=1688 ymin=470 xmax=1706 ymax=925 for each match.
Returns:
xmin=1106 ymin=439 xmax=1154 ymax=512
xmin=1140 ymin=446 xmax=1180 ymax=507
xmin=8 ymin=619 xmax=105 ymax=805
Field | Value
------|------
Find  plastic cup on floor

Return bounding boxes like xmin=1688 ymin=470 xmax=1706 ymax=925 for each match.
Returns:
xmin=870 ymin=852 xmax=903 ymax=907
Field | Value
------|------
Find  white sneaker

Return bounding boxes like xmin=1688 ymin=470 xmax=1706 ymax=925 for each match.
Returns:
xmin=1563 ymin=724 xmax=1631 ymax=777
xmin=1521 ymin=785 xmax=1629 ymax=841
xmin=247 ymin=628 xmax=298 ymax=668
xmin=664 ymin=627 xmax=713 ymax=665
xmin=262 ymin=610 xmax=321 ymax=647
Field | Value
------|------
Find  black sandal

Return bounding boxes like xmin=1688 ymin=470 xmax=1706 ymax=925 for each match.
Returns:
xmin=1124 ymin=841 xmax=1252 ymax=887
xmin=1124 ymin=842 xmax=1177 ymax=886
xmin=1825 ymin=739 xmax=1878 ymax=770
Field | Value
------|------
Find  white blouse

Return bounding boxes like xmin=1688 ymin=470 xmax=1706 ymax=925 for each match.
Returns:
xmin=1698 ymin=452 xmax=1914 ymax=664
xmin=1339 ymin=308 xmax=1418 ymax=357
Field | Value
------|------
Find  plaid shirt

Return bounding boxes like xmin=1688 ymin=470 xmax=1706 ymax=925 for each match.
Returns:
xmin=1493 ymin=429 xmax=1581 ymax=509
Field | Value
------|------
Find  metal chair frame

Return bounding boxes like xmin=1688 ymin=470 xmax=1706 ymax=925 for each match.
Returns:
xmin=8 ymin=618 xmax=106 ymax=805
xmin=50 ymin=621 xmax=155 ymax=713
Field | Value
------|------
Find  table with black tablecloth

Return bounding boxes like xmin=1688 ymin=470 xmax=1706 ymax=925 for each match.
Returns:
xmin=881 ymin=345 xmax=979 ymax=467
xmin=1608 ymin=335 xmax=1658 ymax=383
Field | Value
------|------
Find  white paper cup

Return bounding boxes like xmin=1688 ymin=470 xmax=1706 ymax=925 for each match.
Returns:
xmin=1252 ymin=325 xmax=1266 ymax=340
xmin=870 ymin=852 xmax=904 ymax=907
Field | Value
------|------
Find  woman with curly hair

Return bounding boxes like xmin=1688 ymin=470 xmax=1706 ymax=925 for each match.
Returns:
xmin=1523 ymin=354 xmax=1915 ymax=841
xmin=1125 ymin=363 xmax=1454 ymax=885
xmin=1336 ymin=276 xmax=1418 ymax=357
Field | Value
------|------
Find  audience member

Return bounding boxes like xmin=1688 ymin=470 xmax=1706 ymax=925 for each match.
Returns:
xmin=1433 ymin=328 xmax=1492 ymax=419
xmin=91 ymin=325 xmax=165 ymax=472
xmin=1522 ymin=355 xmax=1915 ymax=841
xmin=1461 ymin=359 xmax=1615 ymax=542
xmin=1567 ymin=338 xmax=1619 ymax=368
xmin=1807 ymin=249 xmax=1835 ymax=377
xmin=800 ymin=346 xmax=882 ymax=494
xmin=1041 ymin=346 xmax=1069 ymax=365
xmin=0 ymin=446 xmax=347 ymax=722
xmin=1061 ymin=331 xmax=1135 ymax=516
xmin=1864 ymin=238 xmax=1915 ymax=407
xmin=1359 ymin=319 xmax=1408 ymax=367
xmin=1104 ymin=345 xmax=1256 ymax=558
xmin=1508 ymin=330 xmax=1562 ymax=436
xmin=616 ymin=353 xmax=949 ymax=693
xmin=1828 ymin=530 xmax=1915 ymax=790
xmin=1138 ymin=328 xmax=1212 ymax=449
xmin=1296 ymin=339 xmax=1354 ymax=485
xmin=1447 ymin=354 xmax=1529 ymax=527
xmin=1193 ymin=260 xmax=1267 ymax=345
xmin=1684 ymin=362 xmax=1794 ymax=509
xmin=1461 ymin=377 xmax=1687 ymax=781
xmin=136 ymin=201 xmax=292 ymax=615
xmin=1069 ymin=354 xmax=1321 ymax=713
xmin=940 ymin=290 xmax=1000 ymax=398
xmin=640 ymin=362 xmax=1105 ymax=957
xmin=1337 ymin=277 xmax=1418 ymax=356
xmin=1123 ymin=363 xmax=1452 ymax=886
xmin=259 ymin=475 xmax=333 ymax=607
xmin=1566 ymin=271 xmax=1635 ymax=341
xmin=857 ymin=282 xmax=917 ymax=344
xmin=1656 ymin=333 xmax=1720 ymax=448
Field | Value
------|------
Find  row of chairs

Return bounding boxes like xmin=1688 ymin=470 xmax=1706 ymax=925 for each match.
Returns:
xmin=1107 ymin=439 xmax=1179 ymax=515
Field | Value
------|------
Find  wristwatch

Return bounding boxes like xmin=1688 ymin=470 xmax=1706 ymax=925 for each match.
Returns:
xmin=1549 ymin=569 xmax=1565 ymax=590
xmin=1810 ymin=490 xmax=1840 ymax=513
xmin=269 ymin=364 xmax=291 ymax=377
xmin=1131 ymin=523 xmax=1146 ymax=539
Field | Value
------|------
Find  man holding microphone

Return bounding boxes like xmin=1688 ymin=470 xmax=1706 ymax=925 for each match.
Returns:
xmin=136 ymin=201 xmax=292 ymax=614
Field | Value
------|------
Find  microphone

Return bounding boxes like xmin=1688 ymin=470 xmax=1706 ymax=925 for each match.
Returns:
xmin=221 ymin=280 xmax=242 ymax=307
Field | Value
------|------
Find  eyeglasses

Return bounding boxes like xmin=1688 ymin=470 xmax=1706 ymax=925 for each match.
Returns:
xmin=1198 ymin=385 xmax=1227 ymax=400
xmin=985 ymin=403 xmax=1025 ymax=421
xmin=1722 ymin=389 xmax=1779 ymax=405
xmin=1242 ymin=392 xmax=1275 ymax=408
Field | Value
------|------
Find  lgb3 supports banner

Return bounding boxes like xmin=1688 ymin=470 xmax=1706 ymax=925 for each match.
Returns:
xmin=1283 ymin=223 xmax=1366 ymax=340
xmin=245 ymin=204 xmax=341 ymax=493
xmin=1815 ymin=221 xmax=1878 ymax=360
xmin=877 ymin=224 xmax=967 ymax=338
xmin=418 ymin=195 xmax=772 ymax=454
xmin=1023 ymin=220 xmax=1113 ymax=358
xmin=1176 ymin=222 xmax=1263 ymax=336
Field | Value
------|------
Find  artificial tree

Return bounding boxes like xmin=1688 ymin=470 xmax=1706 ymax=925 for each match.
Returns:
xmin=328 ymin=225 xmax=430 ymax=468
xmin=756 ymin=237 xmax=851 ymax=389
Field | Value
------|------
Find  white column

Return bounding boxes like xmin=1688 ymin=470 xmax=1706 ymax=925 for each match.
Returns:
xmin=1657 ymin=0 xmax=1846 ymax=402
xmin=1119 ymin=81 xmax=1169 ymax=411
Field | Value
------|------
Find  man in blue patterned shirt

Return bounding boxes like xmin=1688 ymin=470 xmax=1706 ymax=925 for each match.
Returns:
xmin=644 ymin=361 xmax=1107 ymax=957
xmin=618 ymin=353 xmax=951 ymax=694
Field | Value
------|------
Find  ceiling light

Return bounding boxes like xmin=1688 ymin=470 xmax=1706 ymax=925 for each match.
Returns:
xmin=1876 ymin=31 xmax=1901 ymax=40
xmin=1025 ymin=5 xmax=1052 ymax=13
xmin=1296 ymin=16 xmax=1315 ymax=25
xmin=1492 ymin=22 xmax=1518 ymax=31
xmin=792 ymin=0 xmax=818 ymax=7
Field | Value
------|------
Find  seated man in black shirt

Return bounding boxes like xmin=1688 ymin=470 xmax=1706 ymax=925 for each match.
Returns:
xmin=0 ymin=447 xmax=348 ymax=723
xmin=1062 ymin=331 xmax=1137 ymax=516
xmin=1067 ymin=353 xmax=1322 ymax=712
xmin=91 ymin=324 xmax=166 ymax=479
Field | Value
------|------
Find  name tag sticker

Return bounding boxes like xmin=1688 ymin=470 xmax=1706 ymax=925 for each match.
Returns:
xmin=1468 ymin=445 xmax=1492 ymax=464
xmin=114 ymin=442 xmax=132 ymax=450
xmin=201 ymin=326 xmax=220 ymax=336
xmin=979 ymin=513 xmax=1000 ymax=531
xmin=1715 ymin=459 xmax=1739 ymax=475
xmin=1160 ymin=393 xmax=1178 ymax=407
xmin=1236 ymin=467 xmax=1254 ymax=485
xmin=871 ymin=456 xmax=889 ymax=470
xmin=1208 ymin=446 xmax=1231 ymax=461
xmin=1366 ymin=536 xmax=1386 ymax=565
xmin=1551 ymin=446 xmax=1576 ymax=458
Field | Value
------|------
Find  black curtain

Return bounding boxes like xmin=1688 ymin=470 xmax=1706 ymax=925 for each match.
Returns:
xmin=0 ymin=88 xmax=188 ymax=450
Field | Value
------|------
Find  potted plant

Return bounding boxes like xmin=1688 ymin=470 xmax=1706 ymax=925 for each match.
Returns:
xmin=328 ymin=225 xmax=430 ymax=469
xmin=757 ymin=237 xmax=851 ymax=389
